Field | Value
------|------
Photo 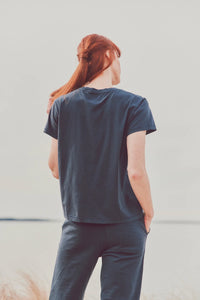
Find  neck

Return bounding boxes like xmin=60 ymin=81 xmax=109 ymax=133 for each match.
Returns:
xmin=84 ymin=69 xmax=113 ymax=89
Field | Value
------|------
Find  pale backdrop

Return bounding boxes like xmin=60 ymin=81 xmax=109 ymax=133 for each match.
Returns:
xmin=1 ymin=0 xmax=199 ymax=221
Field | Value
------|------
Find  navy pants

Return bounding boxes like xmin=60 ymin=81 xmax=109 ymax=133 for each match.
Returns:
xmin=49 ymin=214 xmax=150 ymax=300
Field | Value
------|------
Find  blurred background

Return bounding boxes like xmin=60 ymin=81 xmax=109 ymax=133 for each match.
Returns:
xmin=0 ymin=0 xmax=200 ymax=298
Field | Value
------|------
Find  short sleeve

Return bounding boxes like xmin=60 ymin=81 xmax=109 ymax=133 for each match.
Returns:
xmin=43 ymin=98 xmax=60 ymax=139
xmin=126 ymin=97 xmax=157 ymax=136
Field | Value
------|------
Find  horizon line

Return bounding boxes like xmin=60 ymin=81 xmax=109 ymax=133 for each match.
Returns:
xmin=0 ymin=217 xmax=200 ymax=224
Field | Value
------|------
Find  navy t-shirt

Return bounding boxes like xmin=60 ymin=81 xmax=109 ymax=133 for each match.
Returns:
xmin=43 ymin=86 xmax=157 ymax=223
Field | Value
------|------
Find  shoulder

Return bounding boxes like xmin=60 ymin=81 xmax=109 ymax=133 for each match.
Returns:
xmin=52 ymin=95 xmax=66 ymax=109
xmin=61 ymin=89 xmax=82 ymax=105
xmin=49 ymin=95 xmax=65 ymax=116
xmin=53 ymin=95 xmax=64 ymax=106
xmin=112 ymin=87 xmax=145 ymax=106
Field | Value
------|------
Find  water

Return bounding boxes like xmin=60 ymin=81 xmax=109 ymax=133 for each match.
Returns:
xmin=0 ymin=220 xmax=200 ymax=299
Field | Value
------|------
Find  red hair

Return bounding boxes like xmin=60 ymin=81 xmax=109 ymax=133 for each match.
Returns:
xmin=49 ymin=33 xmax=121 ymax=104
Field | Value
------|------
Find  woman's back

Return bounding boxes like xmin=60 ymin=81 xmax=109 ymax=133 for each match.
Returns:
xmin=43 ymin=86 xmax=157 ymax=223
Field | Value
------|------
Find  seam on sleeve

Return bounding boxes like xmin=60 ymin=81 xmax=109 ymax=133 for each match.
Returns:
xmin=127 ymin=96 xmax=146 ymax=124
xmin=132 ymin=97 xmax=146 ymax=116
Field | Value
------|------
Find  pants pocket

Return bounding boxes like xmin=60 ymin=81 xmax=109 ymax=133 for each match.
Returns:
xmin=141 ymin=215 xmax=150 ymax=235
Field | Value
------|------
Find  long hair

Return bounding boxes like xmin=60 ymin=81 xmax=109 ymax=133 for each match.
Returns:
xmin=49 ymin=33 xmax=121 ymax=104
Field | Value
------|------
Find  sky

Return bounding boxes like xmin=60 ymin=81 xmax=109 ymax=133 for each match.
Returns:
xmin=0 ymin=0 xmax=200 ymax=220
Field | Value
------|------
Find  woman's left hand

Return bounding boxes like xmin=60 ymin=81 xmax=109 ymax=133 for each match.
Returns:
xmin=144 ymin=213 xmax=152 ymax=234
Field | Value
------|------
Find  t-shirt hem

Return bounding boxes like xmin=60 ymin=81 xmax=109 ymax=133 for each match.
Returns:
xmin=65 ymin=212 xmax=144 ymax=224
xmin=127 ymin=127 xmax=157 ymax=136
xmin=43 ymin=128 xmax=58 ymax=139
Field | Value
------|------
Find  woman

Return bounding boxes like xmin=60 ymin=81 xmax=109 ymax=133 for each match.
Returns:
xmin=43 ymin=33 xmax=157 ymax=300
